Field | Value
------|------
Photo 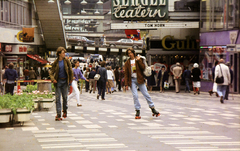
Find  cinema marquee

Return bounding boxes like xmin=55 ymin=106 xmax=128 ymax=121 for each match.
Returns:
xmin=111 ymin=0 xmax=168 ymax=20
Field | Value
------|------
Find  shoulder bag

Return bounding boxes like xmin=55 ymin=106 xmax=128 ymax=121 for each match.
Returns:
xmin=94 ymin=68 xmax=101 ymax=80
xmin=216 ymin=65 xmax=224 ymax=84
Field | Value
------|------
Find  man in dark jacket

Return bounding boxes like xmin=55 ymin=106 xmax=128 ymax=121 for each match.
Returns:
xmin=49 ymin=47 xmax=73 ymax=121
xmin=183 ymin=66 xmax=191 ymax=93
xmin=97 ymin=61 xmax=107 ymax=100
xmin=4 ymin=63 xmax=18 ymax=95
xmin=114 ymin=66 xmax=121 ymax=91
xmin=124 ymin=47 xmax=160 ymax=119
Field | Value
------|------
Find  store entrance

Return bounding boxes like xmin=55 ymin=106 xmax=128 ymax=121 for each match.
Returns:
xmin=229 ymin=52 xmax=240 ymax=93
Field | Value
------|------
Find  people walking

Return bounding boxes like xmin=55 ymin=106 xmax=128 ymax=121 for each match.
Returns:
xmin=214 ymin=59 xmax=231 ymax=104
xmin=157 ymin=66 xmax=168 ymax=93
xmin=84 ymin=67 xmax=90 ymax=92
xmin=68 ymin=60 xmax=88 ymax=107
xmin=191 ymin=63 xmax=201 ymax=95
xmin=49 ymin=47 xmax=73 ymax=121
xmin=106 ymin=66 xmax=114 ymax=94
xmin=97 ymin=61 xmax=107 ymax=100
xmin=3 ymin=63 xmax=18 ymax=95
xmin=209 ymin=61 xmax=219 ymax=97
xmin=147 ymin=65 xmax=156 ymax=93
xmin=172 ymin=62 xmax=182 ymax=93
xmin=89 ymin=67 xmax=96 ymax=94
xmin=124 ymin=47 xmax=160 ymax=119
xmin=183 ymin=66 xmax=191 ymax=93
xmin=29 ymin=67 xmax=37 ymax=85
xmin=224 ymin=62 xmax=233 ymax=100
xmin=23 ymin=67 xmax=29 ymax=86
xmin=120 ymin=66 xmax=125 ymax=92
xmin=114 ymin=66 xmax=121 ymax=91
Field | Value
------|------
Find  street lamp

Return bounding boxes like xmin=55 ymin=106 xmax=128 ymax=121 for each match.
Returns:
xmin=81 ymin=0 xmax=87 ymax=5
xmin=48 ymin=0 xmax=55 ymax=3
xmin=97 ymin=0 xmax=103 ymax=5
xmin=64 ymin=0 xmax=71 ymax=5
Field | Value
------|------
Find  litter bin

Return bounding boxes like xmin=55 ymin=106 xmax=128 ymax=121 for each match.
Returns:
xmin=37 ymin=81 xmax=52 ymax=92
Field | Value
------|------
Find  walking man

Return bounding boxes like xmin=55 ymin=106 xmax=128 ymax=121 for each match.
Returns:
xmin=214 ymin=59 xmax=230 ymax=104
xmin=3 ymin=63 xmax=18 ymax=95
xmin=124 ymin=47 xmax=160 ymax=119
xmin=49 ymin=47 xmax=73 ymax=121
xmin=183 ymin=66 xmax=191 ymax=93
xmin=173 ymin=62 xmax=182 ymax=93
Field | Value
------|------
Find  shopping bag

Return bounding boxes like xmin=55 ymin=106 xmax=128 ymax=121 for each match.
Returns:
xmin=164 ymin=82 xmax=169 ymax=89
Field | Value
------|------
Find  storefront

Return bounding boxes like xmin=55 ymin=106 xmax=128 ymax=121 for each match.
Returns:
xmin=147 ymin=35 xmax=199 ymax=72
xmin=199 ymin=30 xmax=240 ymax=93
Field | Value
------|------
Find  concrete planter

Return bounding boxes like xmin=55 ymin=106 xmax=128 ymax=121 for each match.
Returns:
xmin=15 ymin=108 xmax=31 ymax=125
xmin=0 ymin=109 xmax=12 ymax=123
xmin=40 ymin=98 xmax=54 ymax=109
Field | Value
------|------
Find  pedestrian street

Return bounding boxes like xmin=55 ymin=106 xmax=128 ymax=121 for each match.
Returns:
xmin=0 ymin=90 xmax=240 ymax=151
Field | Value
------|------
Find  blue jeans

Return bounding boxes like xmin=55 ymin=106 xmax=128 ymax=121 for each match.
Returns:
xmin=131 ymin=78 xmax=154 ymax=110
xmin=185 ymin=78 xmax=190 ymax=91
xmin=55 ymin=79 xmax=68 ymax=116
xmin=217 ymin=85 xmax=227 ymax=101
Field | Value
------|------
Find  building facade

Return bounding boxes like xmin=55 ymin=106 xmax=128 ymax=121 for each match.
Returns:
xmin=199 ymin=0 xmax=240 ymax=93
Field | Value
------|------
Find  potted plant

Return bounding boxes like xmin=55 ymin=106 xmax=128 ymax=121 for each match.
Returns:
xmin=12 ymin=93 xmax=34 ymax=125
xmin=40 ymin=90 xmax=55 ymax=109
xmin=0 ymin=94 xmax=12 ymax=123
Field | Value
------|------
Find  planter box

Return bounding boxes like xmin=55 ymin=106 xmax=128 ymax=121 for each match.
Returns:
xmin=0 ymin=109 xmax=12 ymax=123
xmin=40 ymin=98 xmax=54 ymax=109
xmin=33 ymin=98 xmax=39 ymax=109
xmin=15 ymin=108 xmax=31 ymax=122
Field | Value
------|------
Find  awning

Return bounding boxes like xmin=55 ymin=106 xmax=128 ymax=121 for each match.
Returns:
xmin=27 ymin=54 xmax=50 ymax=64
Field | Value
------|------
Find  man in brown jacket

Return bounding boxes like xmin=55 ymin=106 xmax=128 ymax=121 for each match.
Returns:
xmin=173 ymin=62 xmax=182 ymax=93
xmin=124 ymin=47 xmax=160 ymax=119
xmin=49 ymin=47 xmax=73 ymax=121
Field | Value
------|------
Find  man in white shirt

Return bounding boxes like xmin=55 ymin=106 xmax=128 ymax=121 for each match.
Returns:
xmin=214 ymin=59 xmax=231 ymax=104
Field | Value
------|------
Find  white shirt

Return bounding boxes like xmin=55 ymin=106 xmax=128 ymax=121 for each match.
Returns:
xmin=130 ymin=59 xmax=137 ymax=78
xmin=107 ymin=70 xmax=114 ymax=80
xmin=214 ymin=63 xmax=230 ymax=85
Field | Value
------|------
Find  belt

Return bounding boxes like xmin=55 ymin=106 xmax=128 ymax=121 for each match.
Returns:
xmin=59 ymin=78 xmax=66 ymax=79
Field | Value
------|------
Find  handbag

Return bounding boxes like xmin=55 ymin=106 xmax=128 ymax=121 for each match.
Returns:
xmin=94 ymin=68 xmax=101 ymax=80
xmin=215 ymin=65 xmax=224 ymax=84
xmin=139 ymin=55 xmax=151 ymax=77
xmin=94 ymin=74 xmax=100 ymax=80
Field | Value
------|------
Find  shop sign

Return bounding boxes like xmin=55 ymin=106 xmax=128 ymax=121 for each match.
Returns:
xmin=150 ymin=35 xmax=199 ymax=50
xmin=5 ymin=45 xmax=12 ymax=52
xmin=112 ymin=0 xmax=168 ymax=20
xmin=19 ymin=46 xmax=27 ymax=52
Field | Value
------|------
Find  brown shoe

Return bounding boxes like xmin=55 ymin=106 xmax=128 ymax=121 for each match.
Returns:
xmin=220 ymin=96 xmax=224 ymax=104
xmin=77 ymin=104 xmax=82 ymax=107
xmin=97 ymin=94 xmax=99 ymax=99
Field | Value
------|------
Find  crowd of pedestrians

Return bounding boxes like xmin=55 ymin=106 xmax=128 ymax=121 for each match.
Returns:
xmin=0 ymin=46 xmax=234 ymax=120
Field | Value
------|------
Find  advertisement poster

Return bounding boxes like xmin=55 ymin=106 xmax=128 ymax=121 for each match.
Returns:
xmin=22 ymin=27 xmax=34 ymax=42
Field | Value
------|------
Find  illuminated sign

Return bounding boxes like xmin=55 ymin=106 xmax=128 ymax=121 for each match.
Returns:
xmin=150 ymin=35 xmax=199 ymax=50
xmin=111 ymin=0 xmax=168 ymax=20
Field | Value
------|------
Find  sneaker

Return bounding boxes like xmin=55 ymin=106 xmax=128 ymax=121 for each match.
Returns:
xmin=62 ymin=111 xmax=67 ymax=118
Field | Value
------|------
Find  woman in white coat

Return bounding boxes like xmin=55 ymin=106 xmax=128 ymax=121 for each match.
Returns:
xmin=214 ymin=59 xmax=230 ymax=104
